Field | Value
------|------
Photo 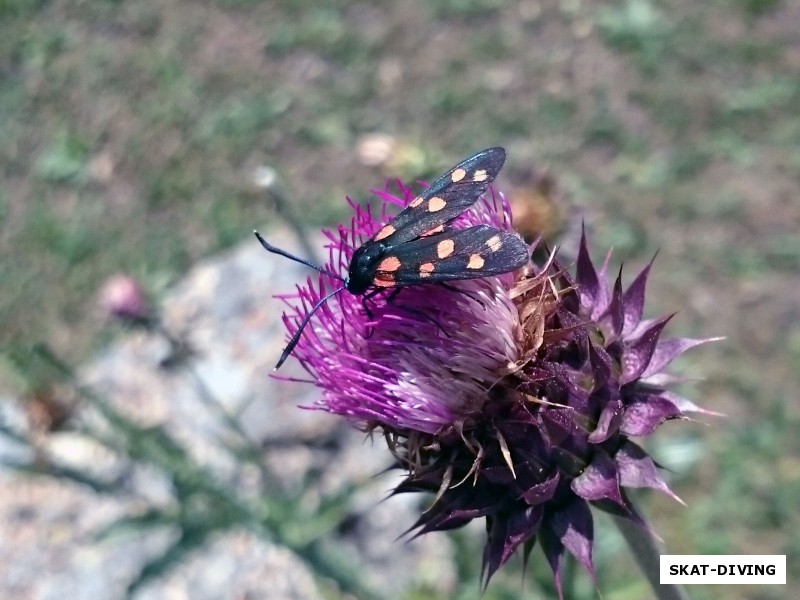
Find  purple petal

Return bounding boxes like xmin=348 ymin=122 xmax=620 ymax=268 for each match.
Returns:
xmin=541 ymin=498 xmax=595 ymax=593
xmin=615 ymin=441 xmax=684 ymax=504
xmin=521 ymin=472 xmax=560 ymax=505
xmin=641 ymin=336 xmax=724 ymax=379
xmin=483 ymin=506 xmax=544 ymax=587
xmin=598 ymin=266 xmax=624 ymax=339
xmin=414 ymin=494 xmax=500 ymax=535
xmin=659 ymin=391 xmax=726 ymax=417
xmin=591 ymin=489 xmax=648 ymax=528
xmin=571 ymin=451 xmax=624 ymax=506
xmin=588 ymin=398 xmax=624 ymax=443
xmin=557 ymin=500 xmax=595 ymax=577
xmin=576 ymin=226 xmax=609 ymax=317
xmin=620 ymin=394 xmax=683 ymax=436
xmin=639 ymin=372 xmax=692 ymax=386
xmin=393 ymin=468 xmax=449 ymax=494
xmin=620 ymin=315 xmax=673 ymax=384
xmin=541 ymin=404 xmax=588 ymax=446
xmin=588 ymin=339 xmax=613 ymax=385
xmin=413 ymin=513 xmax=474 ymax=535
xmin=539 ymin=526 xmax=566 ymax=599
xmin=522 ymin=538 xmax=538 ymax=580
xmin=621 ymin=255 xmax=656 ymax=336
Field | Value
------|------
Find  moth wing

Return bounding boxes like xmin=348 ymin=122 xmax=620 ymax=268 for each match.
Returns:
xmin=372 ymin=225 xmax=529 ymax=286
xmin=371 ymin=147 xmax=506 ymax=246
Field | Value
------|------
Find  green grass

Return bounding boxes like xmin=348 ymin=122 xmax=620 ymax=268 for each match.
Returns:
xmin=2 ymin=0 xmax=799 ymax=598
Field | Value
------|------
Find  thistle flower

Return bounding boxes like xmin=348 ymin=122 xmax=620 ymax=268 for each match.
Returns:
xmin=276 ymin=177 xmax=717 ymax=593
xmin=98 ymin=273 xmax=150 ymax=324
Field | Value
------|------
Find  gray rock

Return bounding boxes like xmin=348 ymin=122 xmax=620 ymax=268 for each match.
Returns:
xmin=0 ymin=231 xmax=456 ymax=599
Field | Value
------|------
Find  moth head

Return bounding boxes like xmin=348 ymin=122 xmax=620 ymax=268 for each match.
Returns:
xmin=347 ymin=241 xmax=386 ymax=294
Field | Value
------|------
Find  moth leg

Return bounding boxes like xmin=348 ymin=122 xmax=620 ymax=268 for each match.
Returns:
xmin=385 ymin=287 xmax=402 ymax=304
xmin=360 ymin=287 xmax=388 ymax=321
xmin=360 ymin=287 xmax=388 ymax=338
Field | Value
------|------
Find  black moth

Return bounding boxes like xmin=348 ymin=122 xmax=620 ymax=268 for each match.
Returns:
xmin=255 ymin=147 xmax=530 ymax=369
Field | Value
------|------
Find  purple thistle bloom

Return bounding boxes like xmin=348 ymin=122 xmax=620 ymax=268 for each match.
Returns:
xmin=97 ymin=273 xmax=150 ymax=323
xmin=276 ymin=177 xmax=718 ymax=594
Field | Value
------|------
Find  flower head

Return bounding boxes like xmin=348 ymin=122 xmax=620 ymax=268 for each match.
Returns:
xmin=98 ymin=273 xmax=150 ymax=324
xmin=276 ymin=176 xmax=717 ymax=592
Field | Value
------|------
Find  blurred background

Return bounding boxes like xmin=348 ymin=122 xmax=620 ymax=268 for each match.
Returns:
xmin=1 ymin=0 xmax=798 ymax=599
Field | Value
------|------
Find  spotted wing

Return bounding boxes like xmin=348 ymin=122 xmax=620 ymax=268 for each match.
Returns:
xmin=371 ymin=225 xmax=529 ymax=287
xmin=370 ymin=147 xmax=507 ymax=247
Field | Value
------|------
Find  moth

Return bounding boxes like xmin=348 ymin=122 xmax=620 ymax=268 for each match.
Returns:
xmin=256 ymin=147 xmax=530 ymax=369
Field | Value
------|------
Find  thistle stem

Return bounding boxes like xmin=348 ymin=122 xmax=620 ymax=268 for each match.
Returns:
xmin=612 ymin=513 xmax=690 ymax=600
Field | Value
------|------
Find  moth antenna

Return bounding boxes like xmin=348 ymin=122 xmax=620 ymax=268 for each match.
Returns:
xmin=254 ymin=230 xmax=344 ymax=282
xmin=274 ymin=285 xmax=347 ymax=369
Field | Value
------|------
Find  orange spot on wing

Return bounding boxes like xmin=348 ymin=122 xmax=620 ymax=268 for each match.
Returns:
xmin=467 ymin=254 xmax=485 ymax=269
xmin=437 ymin=239 xmax=455 ymax=259
xmin=419 ymin=262 xmax=435 ymax=278
xmin=428 ymin=196 xmax=447 ymax=212
xmin=374 ymin=224 xmax=395 ymax=241
xmin=486 ymin=235 xmax=502 ymax=252
xmin=373 ymin=273 xmax=396 ymax=287
xmin=473 ymin=169 xmax=488 ymax=182
xmin=451 ymin=168 xmax=466 ymax=182
xmin=377 ymin=256 xmax=401 ymax=272
xmin=409 ymin=196 xmax=424 ymax=208
xmin=421 ymin=224 xmax=445 ymax=237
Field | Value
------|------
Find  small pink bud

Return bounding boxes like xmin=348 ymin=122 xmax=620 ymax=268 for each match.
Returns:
xmin=98 ymin=274 xmax=148 ymax=321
